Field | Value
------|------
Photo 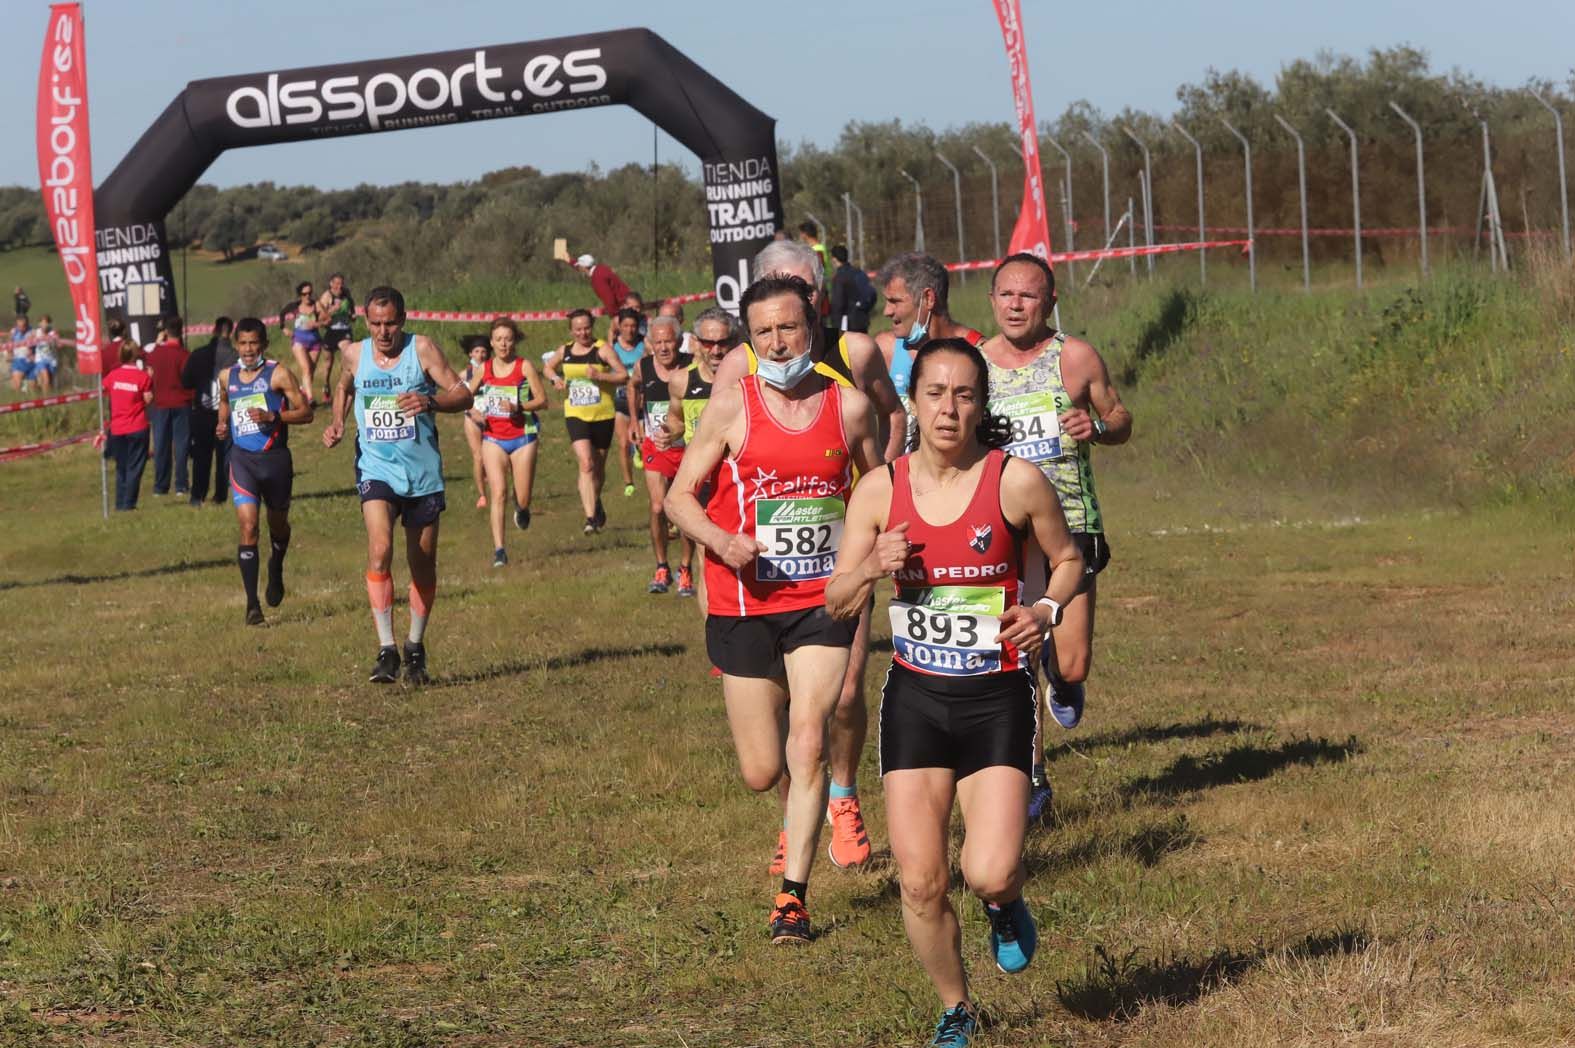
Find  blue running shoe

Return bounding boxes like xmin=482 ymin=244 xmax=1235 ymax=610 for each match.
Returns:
xmin=1045 ymin=669 xmax=1085 ymax=729
xmin=984 ymin=898 xmax=1038 ymax=974
xmin=1027 ymin=775 xmax=1053 ymax=822
xmin=930 ymin=1003 xmax=978 ymax=1047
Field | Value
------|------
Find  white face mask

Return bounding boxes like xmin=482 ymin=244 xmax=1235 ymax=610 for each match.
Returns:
xmin=755 ymin=350 xmax=816 ymax=391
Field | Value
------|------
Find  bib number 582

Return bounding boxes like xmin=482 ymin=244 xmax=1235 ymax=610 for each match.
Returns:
xmin=772 ymin=524 xmax=833 ymax=557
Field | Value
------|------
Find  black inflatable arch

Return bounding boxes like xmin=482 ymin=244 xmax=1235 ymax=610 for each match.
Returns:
xmin=94 ymin=28 xmax=783 ymax=343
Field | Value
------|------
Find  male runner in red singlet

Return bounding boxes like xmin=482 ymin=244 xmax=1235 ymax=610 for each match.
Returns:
xmin=665 ymin=276 xmax=880 ymax=945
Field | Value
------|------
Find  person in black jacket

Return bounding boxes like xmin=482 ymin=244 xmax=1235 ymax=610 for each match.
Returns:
xmin=183 ymin=317 xmax=238 ymax=506
xmin=828 ymin=246 xmax=874 ymax=334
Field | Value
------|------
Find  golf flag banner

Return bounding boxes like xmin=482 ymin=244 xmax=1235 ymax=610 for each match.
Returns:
xmin=36 ymin=3 xmax=102 ymax=375
xmin=991 ymin=0 xmax=1053 ymax=261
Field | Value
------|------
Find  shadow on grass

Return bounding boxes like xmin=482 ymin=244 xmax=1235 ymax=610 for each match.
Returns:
xmin=1057 ymin=929 xmax=1369 ymax=1021
xmin=1029 ymin=814 xmax=1202 ymax=877
xmin=288 ymin=486 xmax=360 ymax=502
xmin=1120 ymin=287 xmax=1194 ymax=388
xmin=436 ymin=641 xmax=686 ymax=687
xmin=0 ymin=556 xmax=229 ymax=592
xmin=1120 ymin=736 xmax=1360 ymax=803
xmin=1047 ymin=715 xmax=1255 ymax=763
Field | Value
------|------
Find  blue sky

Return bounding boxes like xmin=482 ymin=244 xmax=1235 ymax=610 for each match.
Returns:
xmin=7 ymin=0 xmax=1574 ymax=189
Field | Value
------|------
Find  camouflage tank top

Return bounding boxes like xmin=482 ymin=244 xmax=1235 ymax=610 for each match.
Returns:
xmin=985 ymin=331 xmax=1102 ymax=533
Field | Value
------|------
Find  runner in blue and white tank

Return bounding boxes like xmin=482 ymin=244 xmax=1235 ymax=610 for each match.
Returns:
xmin=323 ymin=285 xmax=473 ymax=686
xmin=609 ymin=306 xmax=645 ymax=498
xmin=874 ymin=253 xmax=988 ymax=453
xmin=216 ymin=317 xmax=313 ymax=626
xmin=980 ymin=253 xmax=1132 ymax=821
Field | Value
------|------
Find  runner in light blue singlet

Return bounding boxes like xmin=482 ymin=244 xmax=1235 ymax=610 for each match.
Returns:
xmin=352 ymin=333 xmax=443 ymax=497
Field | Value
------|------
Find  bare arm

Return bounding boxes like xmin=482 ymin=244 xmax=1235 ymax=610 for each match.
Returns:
xmin=518 ymin=360 xmax=548 ymax=413
xmin=216 ymin=376 xmax=231 ymax=439
xmin=996 ymin=457 xmax=1084 ymax=656
xmin=594 ymin=344 xmax=629 ymax=387
xmin=543 ymin=346 xmax=567 ymax=389
xmin=402 ymin=335 xmax=473 ymax=414
xmin=271 ymin=363 xmax=314 ymax=425
xmin=663 ymin=384 xmax=761 ymax=569
xmin=825 ymin=469 xmax=906 ymax=620
xmin=323 ymin=341 xmax=359 ymax=447
xmin=1058 ymin=338 xmax=1132 ymax=445
xmin=845 ymin=333 xmax=905 ymax=464
xmin=840 ymin=386 xmax=883 ymax=478
xmin=709 ymin=344 xmax=750 ymax=398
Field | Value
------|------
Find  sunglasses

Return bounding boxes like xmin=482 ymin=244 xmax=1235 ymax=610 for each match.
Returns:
xmin=695 ymin=337 xmax=733 ymax=349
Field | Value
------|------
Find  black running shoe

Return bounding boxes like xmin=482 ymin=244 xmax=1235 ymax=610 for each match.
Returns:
xmin=264 ymin=561 xmax=285 ymax=607
xmin=369 ymin=645 xmax=400 ymax=684
xmin=402 ymin=642 xmax=430 ymax=685
xmin=583 ymin=517 xmax=596 ymax=535
xmin=492 ymin=548 xmax=509 ymax=568
xmin=514 ymin=506 xmax=530 ymax=530
xmin=591 ymin=498 xmax=606 ymax=530
xmin=768 ymin=893 xmax=812 ymax=945
xmin=245 ymin=604 xmax=265 ymax=626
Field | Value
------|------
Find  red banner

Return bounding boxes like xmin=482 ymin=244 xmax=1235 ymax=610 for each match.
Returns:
xmin=992 ymin=0 xmax=1052 ymax=261
xmin=36 ymin=4 xmax=102 ymax=375
xmin=0 ymin=390 xmax=97 ymax=415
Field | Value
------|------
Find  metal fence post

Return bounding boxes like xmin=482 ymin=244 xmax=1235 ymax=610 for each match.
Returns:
xmin=1081 ymin=130 xmax=1111 ymax=249
xmin=843 ymin=192 xmax=854 ymax=262
xmin=1120 ymin=126 xmax=1155 ymax=276
xmin=1532 ymin=90 xmax=1571 ymax=259
xmin=935 ymin=151 xmax=966 ymax=281
xmin=1170 ymin=121 xmax=1205 ymax=286
xmin=847 ymin=196 xmax=866 ymax=269
xmin=1325 ymin=109 xmax=1362 ymax=289
xmin=971 ymin=145 xmax=1001 ymax=260
xmin=1387 ymin=101 xmax=1429 ymax=277
xmin=898 ymin=168 xmax=925 ymax=252
xmin=1219 ymin=117 xmax=1255 ymax=291
xmin=1272 ymin=114 xmax=1311 ymax=290
xmin=1043 ymin=134 xmax=1074 ymax=282
xmin=1481 ymin=123 xmax=1509 ymax=270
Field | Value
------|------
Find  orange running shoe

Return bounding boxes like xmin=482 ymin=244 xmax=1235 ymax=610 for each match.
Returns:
xmin=768 ymin=892 xmax=811 ymax=945
xmin=676 ymin=564 xmax=695 ymax=597
xmin=648 ymin=565 xmax=672 ymax=594
xmin=768 ymin=828 xmax=787 ymax=875
xmin=826 ymin=796 xmax=872 ymax=868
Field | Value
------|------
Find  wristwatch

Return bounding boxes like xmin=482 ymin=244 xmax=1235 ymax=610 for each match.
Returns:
xmin=1091 ymin=416 xmax=1108 ymax=439
xmin=1034 ymin=596 xmax=1064 ymax=628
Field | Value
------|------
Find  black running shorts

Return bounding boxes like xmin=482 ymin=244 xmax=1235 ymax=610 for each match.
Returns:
xmin=706 ymin=606 xmax=856 ymax=679
xmin=229 ymin=447 xmax=293 ymax=510
xmin=879 ymin=662 xmax=1037 ymax=780
xmin=357 ymin=478 xmax=446 ymax=527
xmin=565 ymin=416 xmax=614 ymax=450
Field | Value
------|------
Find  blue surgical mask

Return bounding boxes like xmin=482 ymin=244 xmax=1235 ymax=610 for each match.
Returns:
xmin=895 ymin=306 xmax=933 ymax=354
xmin=755 ymin=350 xmax=817 ymax=391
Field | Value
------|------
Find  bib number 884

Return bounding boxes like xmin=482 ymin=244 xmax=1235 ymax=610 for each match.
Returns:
xmin=1009 ymin=414 xmax=1049 ymax=445
xmin=772 ymin=524 xmax=834 ymax=557
xmin=903 ymin=606 xmax=981 ymax=647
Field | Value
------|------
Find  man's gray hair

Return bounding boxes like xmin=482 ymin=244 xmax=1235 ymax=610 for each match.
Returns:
xmin=647 ymin=315 xmax=682 ymax=339
xmin=877 ymin=252 xmax=950 ymax=314
xmin=752 ymin=239 xmax=822 ymax=287
xmin=693 ymin=306 xmax=740 ymax=342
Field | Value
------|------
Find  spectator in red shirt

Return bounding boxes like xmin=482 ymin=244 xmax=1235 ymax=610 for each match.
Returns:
xmin=574 ymin=254 xmax=632 ymax=317
xmin=98 ymin=340 xmax=154 ymax=511
xmin=145 ymin=314 xmax=194 ymax=498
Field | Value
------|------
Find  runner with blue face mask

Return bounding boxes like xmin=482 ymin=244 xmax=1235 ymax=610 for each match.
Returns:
xmin=874 ymin=253 xmax=987 ymax=454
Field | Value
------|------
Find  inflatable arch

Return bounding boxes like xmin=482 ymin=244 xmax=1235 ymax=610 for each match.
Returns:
xmin=94 ymin=28 xmax=783 ymax=343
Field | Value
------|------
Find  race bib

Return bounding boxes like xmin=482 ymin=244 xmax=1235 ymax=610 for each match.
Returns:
xmin=232 ymin=392 xmax=268 ymax=436
xmin=682 ymin=398 xmax=706 ymax=441
xmin=481 ymin=383 xmax=518 ymax=419
xmin=889 ymin=586 xmax=1005 ymax=676
xmin=754 ymin=497 xmax=844 ymax=583
xmin=645 ymin=399 xmax=672 ymax=439
xmin=361 ymin=394 xmax=414 ymax=442
xmin=993 ymin=390 xmax=1065 ymax=462
xmin=567 ymin=379 xmax=601 ymax=407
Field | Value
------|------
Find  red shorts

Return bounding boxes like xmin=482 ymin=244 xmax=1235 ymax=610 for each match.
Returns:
xmin=640 ymin=437 xmax=684 ymax=480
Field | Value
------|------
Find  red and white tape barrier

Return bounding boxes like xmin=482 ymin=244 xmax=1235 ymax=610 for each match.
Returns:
xmin=0 ymin=430 xmax=96 ymax=463
xmin=0 ymin=390 xmax=97 ymax=415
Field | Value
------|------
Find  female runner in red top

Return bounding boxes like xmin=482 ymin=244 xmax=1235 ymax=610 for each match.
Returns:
xmin=464 ymin=318 xmax=547 ymax=567
xmin=826 ymin=337 xmax=1083 ymax=1044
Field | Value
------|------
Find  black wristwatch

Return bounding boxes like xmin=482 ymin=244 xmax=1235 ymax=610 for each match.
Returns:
xmin=1091 ymin=416 xmax=1108 ymax=440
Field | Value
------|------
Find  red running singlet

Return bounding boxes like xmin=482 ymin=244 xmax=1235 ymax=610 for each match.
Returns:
xmin=704 ymin=375 xmax=852 ymax=617
xmin=887 ymin=448 xmax=1027 ymax=677
xmin=477 ymin=358 xmax=534 ymax=440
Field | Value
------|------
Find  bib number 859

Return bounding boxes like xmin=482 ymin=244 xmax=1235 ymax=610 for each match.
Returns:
xmin=772 ymin=524 xmax=833 ymax=557
xmin=903 ymin=606 xmax=980 ymax=647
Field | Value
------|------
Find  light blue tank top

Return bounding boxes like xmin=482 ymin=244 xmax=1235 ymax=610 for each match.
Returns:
xmin=889 ymin=343 xmax=915 ymax=400
xmin=612 ymin=338 xmax=644 ymax=369
xmin=352 ymin=335 xmax=443 ymax=496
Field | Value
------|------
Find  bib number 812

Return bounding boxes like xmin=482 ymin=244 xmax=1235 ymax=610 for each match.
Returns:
xmin=903 ymin=606 xmax=980 ymax=647
xmin=772 ymin=524 xmax=833 ymax=557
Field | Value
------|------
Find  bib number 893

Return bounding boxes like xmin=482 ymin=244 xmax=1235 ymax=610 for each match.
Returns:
xmin=772 ymin=524 xmax=833 ymax=557
xmin=903 ymin=606 xmax=980 ymax=647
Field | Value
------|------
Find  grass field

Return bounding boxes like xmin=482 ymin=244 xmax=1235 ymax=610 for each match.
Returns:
xmin=4 ymin=266 xmax=1575 ymax=1045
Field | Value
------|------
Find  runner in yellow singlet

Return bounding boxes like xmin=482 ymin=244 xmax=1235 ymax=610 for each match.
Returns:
xmin=543 ymin=309 xmax=628 ymax=535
